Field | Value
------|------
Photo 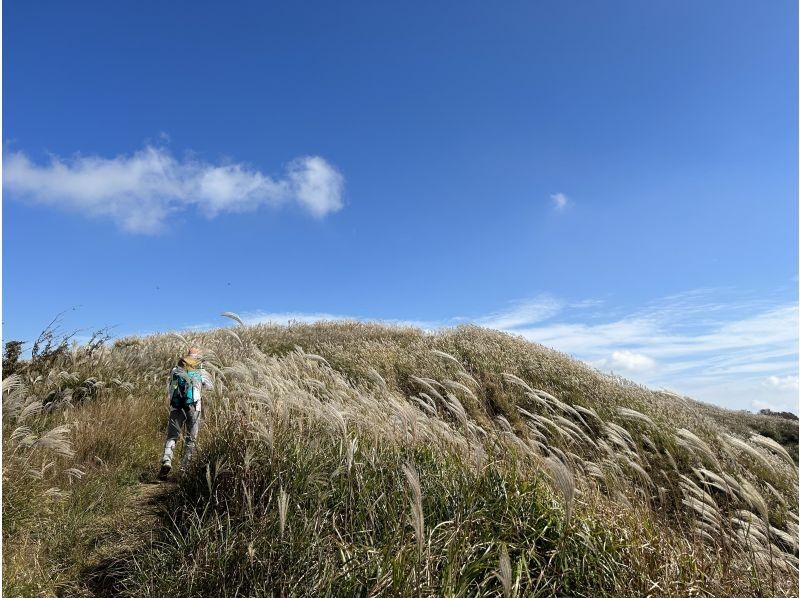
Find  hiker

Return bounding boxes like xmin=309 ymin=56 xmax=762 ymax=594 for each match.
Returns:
xmin=158 ymin=347 xmax=213 ymax=479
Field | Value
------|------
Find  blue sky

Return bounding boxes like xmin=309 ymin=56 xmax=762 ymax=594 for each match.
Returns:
xmin=3 ymin=0 xmax=798 ymax=412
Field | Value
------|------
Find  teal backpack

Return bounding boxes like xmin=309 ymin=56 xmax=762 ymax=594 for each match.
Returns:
xmin=170 ymin=367 xmax=200 ymax=409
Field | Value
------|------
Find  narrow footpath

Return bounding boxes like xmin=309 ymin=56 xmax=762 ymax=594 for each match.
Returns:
xmin=62 ymin=479 xmax=177 ymax=597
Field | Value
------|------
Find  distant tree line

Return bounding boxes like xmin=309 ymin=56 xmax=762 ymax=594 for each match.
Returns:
xmin=758 ymin=408 xmax=799 ymax=421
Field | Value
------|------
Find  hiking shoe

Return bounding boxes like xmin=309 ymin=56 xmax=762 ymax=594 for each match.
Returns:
xmin=157 ymin=462 xmax=171 ymax=480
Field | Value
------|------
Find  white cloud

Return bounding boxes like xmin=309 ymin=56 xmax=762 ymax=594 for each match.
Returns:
xmin=550 ymin=192 xmax=569 ymax=211
xmin=3 ymin=145 xmax=345 ymax=233
xmin=765 ymin=375 xmax=799 ymax=391
xmin=288 ymin=156 xmax=345 ymax=218
xmin=608 ymin=350 xmax=656 ymax=372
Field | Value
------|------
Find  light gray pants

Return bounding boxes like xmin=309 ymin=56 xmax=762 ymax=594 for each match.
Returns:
xmin=161 ymin=405 xmax=202 ymax=469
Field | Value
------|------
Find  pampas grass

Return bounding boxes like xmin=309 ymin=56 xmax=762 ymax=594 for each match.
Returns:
xmin=544 ymin=456 xmax=575 ymax=527
xmin=496 ymin=544 xmax=512 ymax=598
xmin=617 ymin=407 xmax=655 ymax=427
xmin=402 ymin=462 xmax=425 ymax=558
xmin=750 ymin=434 xmax=795 ymax=468
xmin=278 ymin=488 xmax=289 ymax=537
xmin=3 ymin=320 xmax=798 ymax=596
xmin=221 ymin=311 xmax=245 ymax=327
xmin=676 ymin=428 xmax=721 ymax=469
xmin=723 ymin=434 xmax=777 ymax=476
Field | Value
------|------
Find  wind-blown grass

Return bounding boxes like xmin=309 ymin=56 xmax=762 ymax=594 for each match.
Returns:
xmin=3 ymin=321 xmax=798 ymax=596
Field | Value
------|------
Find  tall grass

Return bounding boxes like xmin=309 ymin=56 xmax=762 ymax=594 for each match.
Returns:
xmin=3 ymin=321 xmax=798 ymax=596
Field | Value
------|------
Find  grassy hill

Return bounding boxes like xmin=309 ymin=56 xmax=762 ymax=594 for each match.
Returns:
xmin=3 ymin=321 xmax=798 ymax=596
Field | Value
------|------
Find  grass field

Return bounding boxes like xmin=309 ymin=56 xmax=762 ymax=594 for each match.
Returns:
xmin=3 ymin=321 xmax=798 ymax=596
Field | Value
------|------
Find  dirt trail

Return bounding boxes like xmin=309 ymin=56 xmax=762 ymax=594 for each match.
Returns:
xmin=64 ymin=480 xmax=177 ymax=597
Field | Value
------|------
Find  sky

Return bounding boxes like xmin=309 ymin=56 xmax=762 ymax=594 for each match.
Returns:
xmin=3 ymin=0 xmax=798 ymax=413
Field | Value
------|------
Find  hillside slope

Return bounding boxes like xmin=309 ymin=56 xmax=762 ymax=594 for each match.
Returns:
xmin=3 ymin=322 xmax=798 ymax=596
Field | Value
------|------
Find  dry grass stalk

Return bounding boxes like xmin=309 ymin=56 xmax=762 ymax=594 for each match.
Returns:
xmin=694 ymin=468 xmax=735 ymax=499
xmin=606 ymin=423 xmax=636 ymax=450
xmin=443 ymin=379 xmax=476 ymax=400
xmin=495 ymin=415 xmax=514 ymax=433
xmin=574 ymin=404 xmax=604 ymax=428
xmin=617 ymin=407 xmax=655 ymax=427
xmin=410 ymin=396 xmax=436 ymax=416
xmin=679 ymin=475 xmax=719 ymax=511
xmin=722 ymin=434 xmax=776 ymax=476
xmin=675 ymin=429 xmax=720 ymax=469
xmin=496 ymin=544 xmax=512 ymax=598
xmin=402 ymin=463 xmax=425 ymax=558
xmin=749 ymin=434 xmax=795 ymax=468
xmin=367 ymin=367 xmax=387 ymax=389
xmin=34 ymin=425 xmax=75 ymax=458
xmin=221 ymin=311 xmax=245 ymax=326
xmin=410 ymin=377 xmax=446 ymax=403
xmin=304 ymin=353 xmax=330 ymax=367
xmin=430 ymin=349 xmax=464 ymax=369
xmin=502 ymin=372 xmax=534 ymax=394
xmin=738 ymin=478 xmax=769 ymax=522
xmin=544 ymin=456 xmax=575 ymax=527
xmin=278 ymin=488 xmax=289 ymax=537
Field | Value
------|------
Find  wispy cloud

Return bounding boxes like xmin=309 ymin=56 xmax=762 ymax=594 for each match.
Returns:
xmin=478 ymin=295 xmax=562 ymax=329
xmin=765 ymin=375 xmax=799 ymax=391
xmin=496 ymin=290 xmax=798 ymax=413
xmin=550 ymin=192 xmax=569 ymax=211
xmin=3 ymin=145 xmax=345 ymax=233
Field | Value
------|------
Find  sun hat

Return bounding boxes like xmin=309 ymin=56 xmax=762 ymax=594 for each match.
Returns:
xmin=181 ymin=356 xmax=200 ymax=369
xmin=179 ymin=347 xmax=203 ymax=369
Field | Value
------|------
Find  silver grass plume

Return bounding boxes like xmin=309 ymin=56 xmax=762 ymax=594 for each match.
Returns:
xmin=606 ymin=423 xmax=637 ymax=452
xmin=410 ymin=376 xmax=446 ymax=403
xmin=410 ymin=396 xmax=436 ymax=416
xmin=495 ymin=415 xmax=514 ymax=433
xmin=616 ymin=407 xmax=655 ymax=427
xmin=221 ymin=311 xmax=245 ymax=326
xmin=367 ymin=367 xmax=387 ymax=389
xmin=692 ymin=468 xmax=732 ymax=498
xmin=749 ymin=434 xmax=795 ymax=468
xmin=430 ymin=349 xmax=464 ymax=369
xmin=495 ymin=544 xmax=512 ymax=598
xmin=304 ymin=353 xmax=330 ymax=367
xmin=34 ymin=425 xmax=75 ymax=458
xmin=675 ymin=428 xmax=720 ymax=469
xmin=502 ymin=372 xmax=535 ymax=394
xmin=574 ymin=404 xmax=604 ymax=428
xmin=402 ymin=463 xmax=425 ymax=557
xmin=722 ymin=434 xmax=776 ymax=475
xmin=738 ymin=477 xmax=769 ymax=522
xmin=278 ymin=487 xmax=289 ymax=537
xmin=454 ymin=370 xmax=479 ymax=387
xmin=544 ymin=456 xmax=575 ymax=527
xmin=443 ymin=379 xmax=477 ymax=400
xmin=762 ymin=481 xmax=787 ymax=509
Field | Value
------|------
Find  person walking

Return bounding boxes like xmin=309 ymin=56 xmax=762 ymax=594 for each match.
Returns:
xmin=158 ymin=347 xmax=213 ymax=479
